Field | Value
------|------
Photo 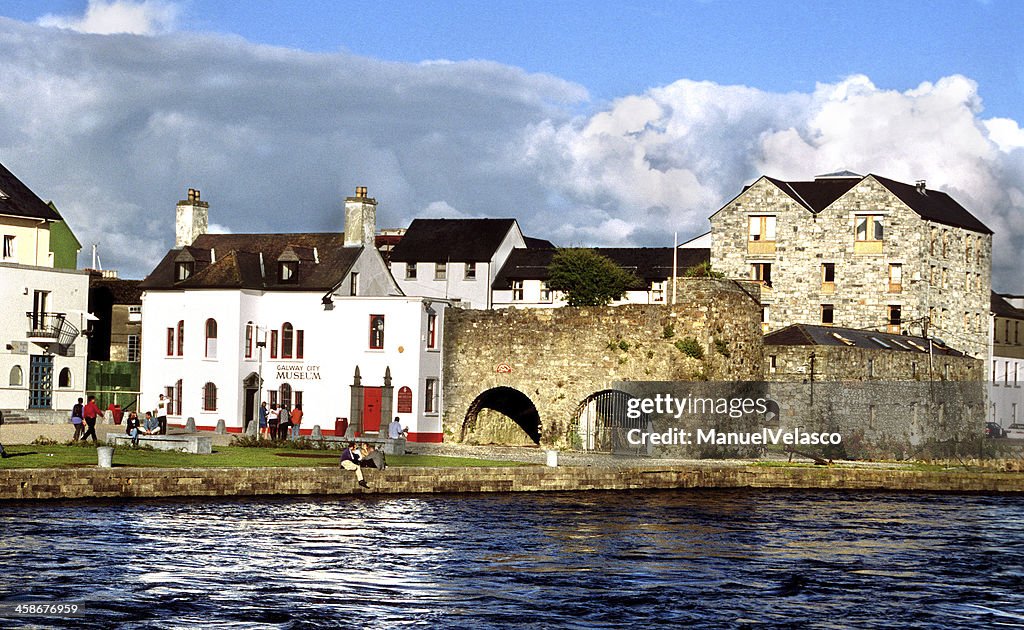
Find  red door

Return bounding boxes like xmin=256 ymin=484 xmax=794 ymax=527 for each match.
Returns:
xmin=363 ymin=387 xmax=382 ymax=433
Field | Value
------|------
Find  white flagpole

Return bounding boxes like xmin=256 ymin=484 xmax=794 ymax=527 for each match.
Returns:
xmin=671 ymin=231 xmax=678 ymax=305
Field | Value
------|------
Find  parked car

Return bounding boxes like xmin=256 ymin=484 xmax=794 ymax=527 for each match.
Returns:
xmin=1006 ymin=424 xmax=1024 ymax=440
xmin=986 ymin=422 xmax=1007 ymax=438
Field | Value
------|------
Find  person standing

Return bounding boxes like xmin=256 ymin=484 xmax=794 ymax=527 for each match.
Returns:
xmin=267 ymin=404 xmax=280 ymax=441
xmin=70 ymin=397 xmax=85 ymax=441
xmin=340 ymin=442 xmax=369 ymax=488
xmin=388 ymin=416 xmax=408 ymax=440
xmin=81 ymin=395 xmax=100 ymax=443
xmin=290 ymin=404 xmax=303 ymax=440
xmin=278 ymin=405 xmax=291 ymax=441
xmin=0 ymin=408 xmax=7 ymax=458
xmin=258 ymin=402 xmax=268 ymax=440
xmin=156 ymin=394 xmax=168 ymax=435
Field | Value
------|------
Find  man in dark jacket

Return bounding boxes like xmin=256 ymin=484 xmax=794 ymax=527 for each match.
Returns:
xmin=340 ymin=442 xmax=368 ymax=488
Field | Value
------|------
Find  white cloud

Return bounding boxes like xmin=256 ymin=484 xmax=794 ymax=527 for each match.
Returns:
xmin=37 ymin=0 xmax=179 ymax=35
xmin=1 ymin=16 xmax=1023 ymax=291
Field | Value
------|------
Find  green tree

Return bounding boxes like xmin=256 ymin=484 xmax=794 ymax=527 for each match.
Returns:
xmin=546 ymin=248 xmax=639 ymax=307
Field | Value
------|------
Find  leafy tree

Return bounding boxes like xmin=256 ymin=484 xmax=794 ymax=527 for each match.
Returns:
xmin=546 ymin=248 xmax=639 ymax=307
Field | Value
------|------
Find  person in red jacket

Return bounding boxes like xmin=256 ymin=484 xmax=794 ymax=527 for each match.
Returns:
xmin=81 ymin=395 xmax=101 ymax=443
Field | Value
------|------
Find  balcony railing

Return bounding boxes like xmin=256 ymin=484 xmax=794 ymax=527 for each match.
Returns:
xmin=26 ymin=312 xmax=66 ymax=339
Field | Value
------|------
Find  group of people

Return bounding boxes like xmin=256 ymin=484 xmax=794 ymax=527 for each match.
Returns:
xmin=69 ymin=393 xmax=169 ymax=446
xmin=257 ymin=402 xmax=303 ymax=441
xmin=338 ymin=416 xmax=408 ymax=489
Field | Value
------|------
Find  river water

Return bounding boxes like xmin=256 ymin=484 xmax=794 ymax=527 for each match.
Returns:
xmin=1 ymin=489 xmax=1023 ymax=628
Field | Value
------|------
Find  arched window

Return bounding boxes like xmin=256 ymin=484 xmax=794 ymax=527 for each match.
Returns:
xmin=177 ymin=320 xmax=185 ymax=356
xmin=58 ymin=368 xmax=72 ymax=388
xmin=281 ymin=323 xmax=294 ymax=359
xmin=203 ymin=382 xmax=217 ymax=411
xmin=205 ymin=318 xmax=218 ymax=358
xmin=9 ymin=365 xmax=23 ymax=387
xmin=280 ymin=383 xmax=292 ymax=410
xmin=244 ymin=321 xmax=254 ymax=359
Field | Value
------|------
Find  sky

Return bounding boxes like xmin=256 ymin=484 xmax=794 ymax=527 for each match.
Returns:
xmin=0 ymin=0 xmax=1023 ymax=287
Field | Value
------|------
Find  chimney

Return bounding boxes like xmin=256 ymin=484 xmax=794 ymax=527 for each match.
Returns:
xmin=915 ymin=180 xmax=927 ymax=195
xmin=175 ymin=187 xmax=209 ymax=247
xmin=344 ymin=186 xmax=377 ymax=248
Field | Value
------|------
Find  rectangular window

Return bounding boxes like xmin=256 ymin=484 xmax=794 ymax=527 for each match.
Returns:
xmin=269 ymin=390 xmax=278 ymax=407
xmin=888 ymin=305 xmax=902 ymax=333
xmin=244 ymin=324 xmax=253 ymax=359
xmin=127 ymin=335 xmax=140 ymax=362
xmin=167 ymin=328 xmax=175 ymax=356
xmin=425 ymin=378 xmax=438 ymax=413
xmin=427 ymin=313 xmax=437 ymax=349
xmin=270 ymin=330 xmax=278 ymax=359
xmin=370 ymin=314 xmax=385 ymax=349
xmin=350 ymin=272 xmax=359 ymax=296
xmin=868 ymin=358 xmax=874 ymax=378
xmin=464 ymin=262 xmax=476 ymax=280
xmin=855 ymin=215 xmax=884 ymax=241
xmin=175 ymin=261 xmax=194 ymax=281
xmin=279 ymin=261 xmax=297 ymax=282
xmin=435 ymin=262 xmax=446 ymax=281
xmin=650 ymin=281 xmax=665 ymax=303
xmin=2 ymin=235 xmax=14 ymax=259
xmin=294 ymin=391 xmax=303 ymax=408
xmin=176 ymin=321 xmax=184 ymax=356
xmin=889 ymin=264 xmax=902 ymax=292
xmin=165 ymin=386 xmax=175 ymax=415
xmin=1006 ymin=361 xmax=1011 ymax=386
xmin=750 ymin=263 xmax=772 ymax=288
xmin=540 ymin=282 xmax=552 ymax=303
xmin=822 ymin=263 xmax=835 ymax=283
xmin=748 ymin=216 xmax=776 ymax=241
xmin=296 ymin=330 xmax=305 ymax=359
xmin=405 ymin=262 xmax=417 ymax=279
xmin=821 ymin=304 xmax=834 ymax=325
xmin=512 ymin=280 xmax=524 ymax=301
xmin=769 ymin=355 xmax=777 ymax=373
xmin=761 ymin=305 xmax=770 ymax=333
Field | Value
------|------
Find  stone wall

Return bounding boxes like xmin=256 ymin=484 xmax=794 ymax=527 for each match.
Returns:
xmin=2 ymin=464 xmax=1023 ymax=501
xmin=442 ymin=279 xmax=764 ymax=449
xmin=710 ymin=176 xmax=992 ymax=359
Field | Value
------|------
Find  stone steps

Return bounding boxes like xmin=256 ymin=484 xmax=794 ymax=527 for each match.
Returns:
xmin=0 ymin=411 xmax=32 ymax=424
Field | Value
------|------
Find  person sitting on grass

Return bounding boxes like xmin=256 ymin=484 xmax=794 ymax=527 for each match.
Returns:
xmin=143 ymin=411 xmax=159 ymax=435
xmin=340 ymin=442 xmax=369 ymax=488
xmin=359 ymin=443 xmax=386 ymax=470
xmin=125 ymin=411 xmax=141 ymax=446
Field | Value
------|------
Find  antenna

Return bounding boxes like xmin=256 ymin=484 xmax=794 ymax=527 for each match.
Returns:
xmin=91 ymin=243 xmax=103 ymax=271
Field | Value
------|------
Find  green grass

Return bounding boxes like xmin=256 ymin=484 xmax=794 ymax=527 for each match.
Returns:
xmin=0 ymin=444 xmax=530 ymax=469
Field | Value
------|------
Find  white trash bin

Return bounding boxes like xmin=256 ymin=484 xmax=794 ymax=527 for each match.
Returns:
xmin=97 ymin=446 xmax=114 ymax=468
xmin=545 ymin=450 xmax=558 ymax=467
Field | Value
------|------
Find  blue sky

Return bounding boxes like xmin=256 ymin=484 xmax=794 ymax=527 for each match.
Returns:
xmin=0 ymin=0 xmax=1023 ymax=287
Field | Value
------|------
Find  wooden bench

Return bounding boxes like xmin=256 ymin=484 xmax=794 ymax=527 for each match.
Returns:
xmin=107 ymin=434 xmax=213 ymax=454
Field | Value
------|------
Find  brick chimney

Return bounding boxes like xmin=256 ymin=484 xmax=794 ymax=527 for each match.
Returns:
xmin=175 ymin=188 xmax=209 ymax=247
xmin=344 ymin=186 xmax=376 ymax=248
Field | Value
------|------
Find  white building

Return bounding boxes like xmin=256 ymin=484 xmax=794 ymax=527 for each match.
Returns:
xmin=491 ymin=246 xmax=711 ymax=308
xmin=0 ymin=161 xmax=88 ymax=420
xmin=989 ymin=292 xmax=1024 ymax=430
xmin=388 ymin=218 xmax=552 ymax=309
xmin=139 ymin=188 xmax=446 ymax=441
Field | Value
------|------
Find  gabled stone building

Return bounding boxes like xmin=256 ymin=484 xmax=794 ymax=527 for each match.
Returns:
xmin=710 ymin=172 xmax=992 ymax=359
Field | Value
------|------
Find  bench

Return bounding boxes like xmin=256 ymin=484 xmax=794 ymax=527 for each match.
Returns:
xmin=107 ymin=434 xmax=213 ymax=454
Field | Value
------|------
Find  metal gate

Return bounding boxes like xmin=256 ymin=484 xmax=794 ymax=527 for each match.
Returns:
xmin=29 ymin=355 xmax=54 ymax=409
xmin=574 ymin=390 xmax=649 ymax=455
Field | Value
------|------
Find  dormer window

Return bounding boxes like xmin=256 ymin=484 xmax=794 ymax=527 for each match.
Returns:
xmin=279 ymin=260 xmax=298 ymax=283
xmin=175 ymin=261 xmax=194 ymax=281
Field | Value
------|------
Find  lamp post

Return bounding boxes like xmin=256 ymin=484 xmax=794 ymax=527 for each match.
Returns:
xmin=255 ymin=330 xmax=267 ymax=438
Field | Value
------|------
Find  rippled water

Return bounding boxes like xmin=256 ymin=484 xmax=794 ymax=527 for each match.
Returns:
xmin=1 ymin=489 xmax=1023 ymax=628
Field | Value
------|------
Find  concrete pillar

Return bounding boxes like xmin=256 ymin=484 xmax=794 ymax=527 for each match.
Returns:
xmin=215 ymin=419 xmax=226 ymax=434
xmin=185 ymin=417 xmax=196 ymax=432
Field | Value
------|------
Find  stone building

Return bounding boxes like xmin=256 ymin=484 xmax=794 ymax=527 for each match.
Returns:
xmin=86 ymin=271 xmax=144 ymax=411
xmin=710 ymin=172 xmax=992 ymax=358
xmin=139 ymin=187 xmax=446 ymax=440
xmin=989 ymin=292 xmax=1024 ymax=429
xmin=765 ymin=323 xmax=984 ymax=458
xmin=491 ymin=247 xmax=710 ymax=308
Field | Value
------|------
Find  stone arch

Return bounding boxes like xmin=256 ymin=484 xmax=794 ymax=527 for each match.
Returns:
xmin=462 ymin=386 xmax=541 ymax=445
xmin=572 ymin=389 xmax=648 ymax=453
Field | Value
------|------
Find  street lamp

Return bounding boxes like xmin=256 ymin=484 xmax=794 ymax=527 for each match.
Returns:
xmin=255 ymin=328 xmax=267 ymax=438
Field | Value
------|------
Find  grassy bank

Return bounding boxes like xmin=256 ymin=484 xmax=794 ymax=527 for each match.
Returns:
xmin=0 ymin=444 xmax=528 ymax=469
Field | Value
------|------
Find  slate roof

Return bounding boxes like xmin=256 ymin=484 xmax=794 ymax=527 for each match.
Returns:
xmin=139 ymin=232 xmax=362 ymax=291
xmin=764 ymin=324 xmax=966 ymax=357
xmin=492 ymin=247 xmax=711 ymax=290
xmin=0 ymin=161 xmax=62 ymax=221
xmin=89 ymin=276 xmax=143 ymax=304
xmin=758 ymin=173 xmax=992 ymax=234
xmin=992 ymin=292 xmax=1024 ymax=320
xmin=388 ymin=218 xmax=522 ymax=263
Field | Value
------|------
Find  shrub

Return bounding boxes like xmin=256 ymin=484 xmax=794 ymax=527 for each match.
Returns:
xmin=662 ymin=323 xmax=675 ymax=339
xmin=675 ymin=337 xmax=704 ymax=359
xmin=714 ymin=337 xmax=731 ymax=357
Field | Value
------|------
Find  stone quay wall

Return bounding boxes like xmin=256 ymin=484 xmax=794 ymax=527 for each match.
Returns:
xmin=442 ymin=279 xmax=764 ymax=449
xmin=2 ymin=464 xmax=1024 ymax=502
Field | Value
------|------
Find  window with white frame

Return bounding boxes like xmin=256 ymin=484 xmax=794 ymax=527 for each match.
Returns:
xmin=203 ymin=382 xmax=217 ymax=411
xmin=127 ymin=335 xmax=140 ymax=362
xmin=405 ymin=262 xmax=417 ymax=279
xmin=425 ymin=378 xmax=438 ymax=413
xmin=539 ymin=282 xmax=552 ymax=303
xmin=2 ymin=235 xmax=15 ymax=259
xmin=650 ymin=281 xmax=665 ymax=303
xmin=205 ymin=318 xmax=217 ymax=358
xmin=512 ymin=280 xmax=524 ymax=301
xmin=427 ymin=312 xmax=437 ymax=349
xmin=748 ymin=216 xmax=776 ymax=242
xmin=464 ymin=262 xmax=476 ymax=280
xmin=855 ymin=215 xmax=884 ymax=241
xmin=370 ymin=314 xmax=385 ymax=349
xmin=435 ymin=262 xmax=446 ymax=281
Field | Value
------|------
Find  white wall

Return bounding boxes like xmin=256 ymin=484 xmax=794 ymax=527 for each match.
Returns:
xmin=0 ymin=263 xmax=89 ymax=411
